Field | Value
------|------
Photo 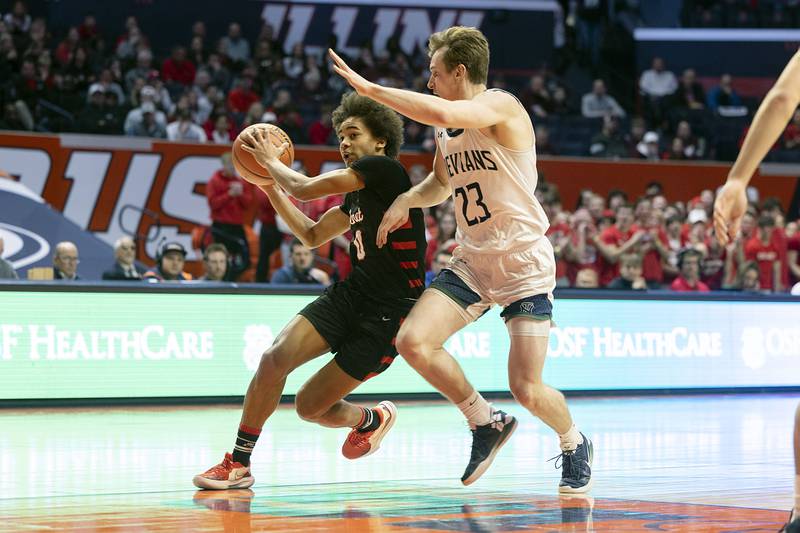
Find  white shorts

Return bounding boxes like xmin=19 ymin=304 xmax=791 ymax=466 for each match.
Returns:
xmin=430 ymin=238 xmax=556 ymax=323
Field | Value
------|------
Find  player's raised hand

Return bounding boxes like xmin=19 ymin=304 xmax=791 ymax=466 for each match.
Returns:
xmin=713 ymin=180 xmax=748 ymax=246
xmin=376 ymin=196 xmax=411 ymax=248
xmin=328 ymin=49 xmax=374 ymax=96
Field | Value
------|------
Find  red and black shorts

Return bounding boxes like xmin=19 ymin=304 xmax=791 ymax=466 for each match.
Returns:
xmin=298 ymin=280 xmax=407 ymax=381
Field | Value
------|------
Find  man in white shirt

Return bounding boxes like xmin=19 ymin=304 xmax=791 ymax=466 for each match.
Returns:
xmin=167 ymin=108 xmax=207 ymax=143
xmin=639 ymin=56 xmax=677 ymax=125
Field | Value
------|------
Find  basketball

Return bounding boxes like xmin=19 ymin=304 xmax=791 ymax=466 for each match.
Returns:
xmin=232 ymin=123 xmax=295 ymax=184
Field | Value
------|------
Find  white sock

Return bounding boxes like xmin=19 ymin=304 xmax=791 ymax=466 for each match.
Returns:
xmin=457 ymin=391 xmax=492 ymax=427
xmin=795 ymin=475 xmax=800 ymax=512
xmin=558 ymin=424 xmax=584 ymax=452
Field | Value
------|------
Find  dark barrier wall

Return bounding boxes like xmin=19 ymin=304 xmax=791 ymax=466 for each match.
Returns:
xmin=0 ymin=282 xmax=798 ymax=401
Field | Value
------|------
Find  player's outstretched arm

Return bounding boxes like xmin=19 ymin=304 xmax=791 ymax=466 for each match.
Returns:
xmin=328 ymin=49 xmax=514 ymax=130
xmin=259 ymin=184 xmax=350 ymax=249
xmin=241 ymin=127 xmax=364 ymax=200
xmin=715 ymin=49 xmax=800 ymax=244
xmin=376 ymin=151 xmax=451 ymax=248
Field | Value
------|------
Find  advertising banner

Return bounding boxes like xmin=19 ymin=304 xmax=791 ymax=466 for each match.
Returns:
xmin=0 ymin=289 xmax=798 ymax=400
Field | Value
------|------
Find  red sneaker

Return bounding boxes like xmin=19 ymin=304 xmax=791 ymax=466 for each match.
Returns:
xmin=342 ymin=401 xmax=397 ymax=460
xmin=193 ymin=453 xmax=254 ymax=490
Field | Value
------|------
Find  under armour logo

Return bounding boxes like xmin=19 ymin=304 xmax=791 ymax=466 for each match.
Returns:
xmin=520 ymin=302 xmax=536 ymax=313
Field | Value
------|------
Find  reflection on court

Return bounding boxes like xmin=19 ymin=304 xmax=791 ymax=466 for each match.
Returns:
xmin=0 ymin=394 xmax=795 ymax=531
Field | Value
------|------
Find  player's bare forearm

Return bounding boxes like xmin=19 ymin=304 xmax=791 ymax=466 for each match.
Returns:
xmin=367 ymin=85 xmax=505 ymax=129
xmin=728 ymin=50 xmax=800 ymax=184
xmin=260 ymin=185 xmax=349 ymax=248
xmin=401 ymin=171 xmax=451 ymax=209
xmin=262 ymin=160 xmax=311 ymax=198
xmin=259 ymin=184 xmax=315 ymax=244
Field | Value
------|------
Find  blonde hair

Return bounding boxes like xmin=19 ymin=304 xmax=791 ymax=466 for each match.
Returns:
xmin=427 ymin=26 xmax=489 ymax=85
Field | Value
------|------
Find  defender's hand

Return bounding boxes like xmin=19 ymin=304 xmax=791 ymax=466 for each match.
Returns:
xmin=713 ymin=181 xmax=748 ymax=246
xmin=376 ymin=196 xmax=411 ymax=248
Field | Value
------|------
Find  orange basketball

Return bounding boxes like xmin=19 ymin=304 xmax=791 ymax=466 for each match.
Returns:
xmin=232 ymin=123 xmax=294 ymax=184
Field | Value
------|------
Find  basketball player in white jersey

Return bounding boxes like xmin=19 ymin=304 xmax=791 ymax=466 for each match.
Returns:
xmin=330 ymin=26 xmax=593 ymax=492
xmin=714 ymin=49 xmax=800 ymax=533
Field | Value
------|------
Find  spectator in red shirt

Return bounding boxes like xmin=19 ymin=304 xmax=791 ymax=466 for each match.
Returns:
xmin=161 ymin=46 xmax=196 ymax=89
xmin=307 ymin=107 xmax=334 ymax=145
xmin=593 ymin=203 xmax=642 ymax=286
xmin=206 ymin=152 xmax=253 ymax=280
xmin=744 ymin=213 xmax=786 ymax=292
xmin=425 ymin=211 xmax=456 ymax=270
xmin=670 ymin=248 xmax=710 ymax=292
xmin=227 ymin=75 xmax=259 ymax=115
xmin=636 ymin=208 xmax=670 ymax=285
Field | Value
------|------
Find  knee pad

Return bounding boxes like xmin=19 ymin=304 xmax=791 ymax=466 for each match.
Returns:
xmin=506 ymin=317 xmax=551 ymax=337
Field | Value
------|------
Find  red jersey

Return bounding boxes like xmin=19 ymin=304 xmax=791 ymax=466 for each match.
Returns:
xmin=599 ymin=225 xmax=634 ymax=286
xmin=634 ymin=224 xmax=668 ymax=283
xmin=744 ymin=232 xmax=786 ymax=291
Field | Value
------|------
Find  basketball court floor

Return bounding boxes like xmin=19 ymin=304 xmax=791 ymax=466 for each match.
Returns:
xmin=1 ymin=393 xmax=795 ymax=531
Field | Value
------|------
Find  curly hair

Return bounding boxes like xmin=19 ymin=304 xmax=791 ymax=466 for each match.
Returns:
xmin=331 ymin=92 xmax=404 ymax=159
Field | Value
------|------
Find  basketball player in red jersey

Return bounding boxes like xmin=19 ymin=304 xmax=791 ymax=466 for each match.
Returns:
xmin=714 ymin=49 xmax=800 ymax=532
xmin=330 ymin=26 xmax=593 ymax=492
xmin=193 ymin=93 xmax=427 ymax=490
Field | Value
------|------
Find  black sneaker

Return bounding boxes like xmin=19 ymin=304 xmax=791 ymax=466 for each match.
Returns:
xmin=461 ymin=410 xmax=517 ymax=486
xmin=781 ymin=509 xmax=799 ymax=532
xmin=552 ymin=433 xmax=593 ymax=494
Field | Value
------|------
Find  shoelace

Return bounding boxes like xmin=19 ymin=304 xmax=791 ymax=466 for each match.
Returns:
xmin=548 ymin=450 xmax=578 ymax=479
xmin=205 ymin=455 xmax=235 ymax=477
xmin=468 ymin=426 xmax=492 ymax=460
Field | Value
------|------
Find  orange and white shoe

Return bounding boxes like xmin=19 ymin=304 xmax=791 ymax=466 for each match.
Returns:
xmin=342 ymin=401 xmax=397 ymax=460
xmin=193 ymin=453 xmax=255 ymax=490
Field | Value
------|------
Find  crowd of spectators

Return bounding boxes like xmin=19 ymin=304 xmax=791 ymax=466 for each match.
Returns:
xmin=3 ymin=0 xmax=800 ymax=163
xmin=537 ymin=179 xmax=800 ymax=294
xmin=0 ymin=1 xmax=799 ymax=294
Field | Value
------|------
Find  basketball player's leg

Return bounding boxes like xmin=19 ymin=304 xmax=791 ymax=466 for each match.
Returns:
xmin=240 ymin=315 xmax=330 ymax=430
xmin=295 ymin=359 xmax=363 ymax=428
xmin=397 ymin=270 xmax=517 ymax=485
xmin=506 ymin=325 xmax=572 ymax=434
xmin=193 ymin=314 xmax=330 ymax=489
xmin=298 ymin=303 xmax=407 ymax=459
xmin=395 ymin=288 xmax=475 ymax=403
xmin=504 ymin=299 xmax=592 ymax=493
